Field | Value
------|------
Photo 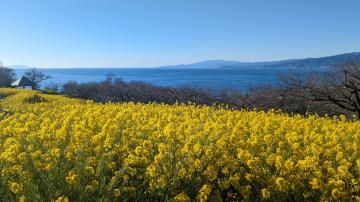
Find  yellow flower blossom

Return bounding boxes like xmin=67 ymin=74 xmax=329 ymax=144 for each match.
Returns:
xmin=197 ymin=184 xmax=212 ymax=202
xmin=275 ymin=177 xmax=289 ymax=192
xmin=114 ymin=188 xmax=121 ymax=197
xmin=65 ymin=171 xmax=77 ymax=185
xmin=9 ymin=182 xmax=21 ymax=194
xmin=19 ymin=195 xmax=26 ymax=202
xmin=261 ymin=188 xmax=271 ymax=199
xmin=85 ymin=166 xmax=95 ymax=176
xmin=172 ymin=192 xmax=191 ymax=202
xmin=54 ymin=196 xmax=69 ymax=202
xmin=0 ymin=88 xmax=359 ymax=201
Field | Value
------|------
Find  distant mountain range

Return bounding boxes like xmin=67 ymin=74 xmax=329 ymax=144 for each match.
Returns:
xmin=9 ymin=52 xmax=360 ymax=69
xmin=9 ymin=65 xmax=36 ymax=69
xmin=161 ymin=52 xmax=360 ymax=69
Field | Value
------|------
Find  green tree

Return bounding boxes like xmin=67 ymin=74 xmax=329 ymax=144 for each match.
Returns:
xmin=0 ymin=62 xmax=16 ymax=87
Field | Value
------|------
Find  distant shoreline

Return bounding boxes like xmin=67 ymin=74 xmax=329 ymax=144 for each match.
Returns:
xmin=8 ymin=51 xmax=360 ymax=70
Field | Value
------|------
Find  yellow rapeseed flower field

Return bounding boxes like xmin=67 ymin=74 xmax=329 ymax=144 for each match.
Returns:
xmin=0 ymin=88 xmax=359 ymax=201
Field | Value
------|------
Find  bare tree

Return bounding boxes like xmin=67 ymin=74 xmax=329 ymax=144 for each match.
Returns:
xmin=0 ymin=62 xmax=16 ymax=87
xmin=44 ymin=82 xmax=59 ymax=92
xmin=24 ymin=68 xmax=50 ymax=89
xmin=105 ymin=73 xmax=116 ymax=84
xmin=282 ymin=61 xmax=360 ymax=118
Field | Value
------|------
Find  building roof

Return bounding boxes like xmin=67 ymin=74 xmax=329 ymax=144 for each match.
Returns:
xmin=11 ymin=76 xmax=36 ymax=87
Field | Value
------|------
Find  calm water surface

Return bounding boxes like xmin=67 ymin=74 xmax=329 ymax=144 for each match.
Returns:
xmin=14 ymin=67 xmax=329 ymax=92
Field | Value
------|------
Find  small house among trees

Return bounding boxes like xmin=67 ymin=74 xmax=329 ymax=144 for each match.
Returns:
xmin=11 ymin=76 xmax=37 ymax=89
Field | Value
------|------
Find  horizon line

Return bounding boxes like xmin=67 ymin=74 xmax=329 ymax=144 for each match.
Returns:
xmin=6 ymin=51 xmax=360 ymax=69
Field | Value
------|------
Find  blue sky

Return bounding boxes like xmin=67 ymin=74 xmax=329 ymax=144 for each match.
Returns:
xmin=1 ymin=0 xmax=360 ymax=68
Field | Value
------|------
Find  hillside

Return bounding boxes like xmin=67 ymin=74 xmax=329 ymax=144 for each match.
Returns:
xmin=0 ymin=88 xmax=359 ymax=201
xmin=220 ymin=52 xmax=360 ymax=68
xmin=161 ymin=52 xmax=360 ymax=69
xmin=264 ymin=52 xmax=360 ymax=68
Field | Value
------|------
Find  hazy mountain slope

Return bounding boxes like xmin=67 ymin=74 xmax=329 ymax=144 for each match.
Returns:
xmin=162 ymin=52 xmax=360 ymax=69
xmin=222 ymin=52 xmax=360 ymax=68
xmin=267 ymin=52 xmax=360 ymax=67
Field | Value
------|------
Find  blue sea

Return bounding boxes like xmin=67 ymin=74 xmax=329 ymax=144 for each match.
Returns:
xmin=14 ymin=67 xmax=329 ymax=92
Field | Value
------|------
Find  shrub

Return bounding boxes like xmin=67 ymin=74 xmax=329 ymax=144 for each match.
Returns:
xmin=22 ymin=93 xmax=47 ymax=104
